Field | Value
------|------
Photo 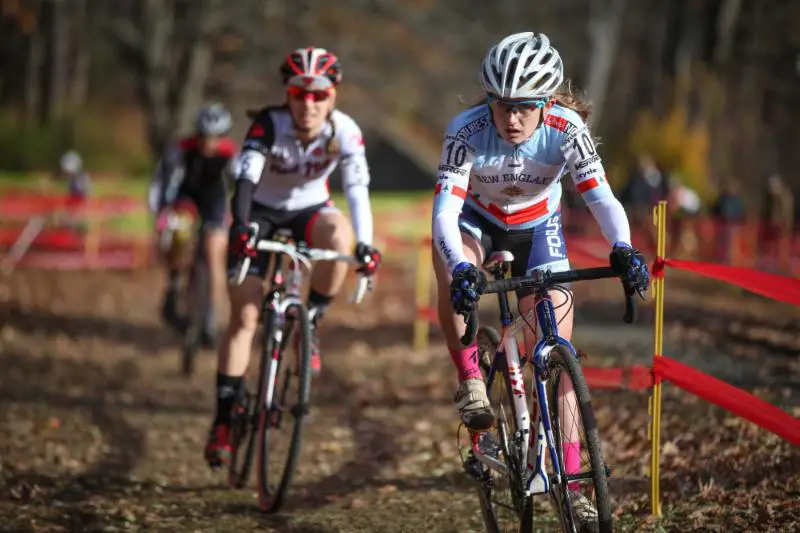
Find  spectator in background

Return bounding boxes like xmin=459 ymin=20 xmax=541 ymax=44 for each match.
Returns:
xmin=667 ymin=174 xmax=701 ymax=257
xmin=759 ymin=173 xmax=794 ymax=272
xmin=56 ymin=150 xmax=92 ymax=232
xmin=619 ymin=152 xmax=669 ymax=247
xmin=59 ymin=150 xmax=92 ymax=201
xmin=711 ymin=179 xmax=746 ymax=264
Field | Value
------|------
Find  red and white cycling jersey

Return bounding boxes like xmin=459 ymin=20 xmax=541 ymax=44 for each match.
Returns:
xmin=234 ymin=106 xmax=373 ymax=244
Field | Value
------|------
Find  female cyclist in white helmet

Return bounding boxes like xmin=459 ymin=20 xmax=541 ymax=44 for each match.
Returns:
xmin=432 ymin=31 xmax=650 ymax=525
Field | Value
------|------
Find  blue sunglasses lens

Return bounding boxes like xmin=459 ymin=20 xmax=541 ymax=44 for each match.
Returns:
xmin=487 ymin=95 xmax=547 ymax=109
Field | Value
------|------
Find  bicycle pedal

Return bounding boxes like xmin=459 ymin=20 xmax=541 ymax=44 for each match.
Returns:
xmin=290 ymin=403 xmax=310 ymax=417
xmin=462 ymin=455 xmax=485 ymax=480
xmin=475 ymin=432 xmax=501 ymax=459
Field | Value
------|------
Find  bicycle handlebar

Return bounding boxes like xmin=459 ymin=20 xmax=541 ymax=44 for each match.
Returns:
xmin=459 ymin=266 xmax=639 ymax=346
xmin=232 ymin=222 xmax=373 ymax=304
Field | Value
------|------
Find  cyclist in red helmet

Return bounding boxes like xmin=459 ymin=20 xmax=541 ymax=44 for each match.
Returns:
xmin=204 ymin=47 xmax=381 ymax=467
xmin=149 ymin=104 xmax=238 ymax=348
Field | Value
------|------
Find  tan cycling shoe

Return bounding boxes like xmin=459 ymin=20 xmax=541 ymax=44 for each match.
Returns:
xmin=454 ymin=378 xmax=495 ymax=432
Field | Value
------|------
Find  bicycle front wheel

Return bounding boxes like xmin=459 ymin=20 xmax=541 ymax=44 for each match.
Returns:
xmin=546 ymin=345 xmax=612 ymax=533
xmin=257 ymin=303 xmax=312 ymax=513
xmin=472 ymin=326 xmax=534 ymax=533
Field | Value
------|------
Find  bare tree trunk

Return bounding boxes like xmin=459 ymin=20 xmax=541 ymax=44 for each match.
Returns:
xmin=24 ymin=29 xmax=44 ymax=125
xmin=175 ymin=0 xmax=225 ymax=134
xmin=585 ymin=0 xmax=627 ymax=130
xmin=41 ymin=0 xmax=69 ymax=125
xmin=69 ymin=0 xmax=90 ymax=113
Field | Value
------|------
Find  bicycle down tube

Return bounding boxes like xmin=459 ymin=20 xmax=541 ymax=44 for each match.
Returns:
xmin=468 ymin=266 xmax=635 ymax=497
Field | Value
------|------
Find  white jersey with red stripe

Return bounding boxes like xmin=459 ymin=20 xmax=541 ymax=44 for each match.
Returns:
xmin=233 ymin=107 xmax=373 ymax=244
xmin=432 ymin=103 xmax=630 ymax=274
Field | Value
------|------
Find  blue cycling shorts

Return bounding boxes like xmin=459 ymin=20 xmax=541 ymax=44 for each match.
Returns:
xmin=458 ymin=204 xmax=570 ymax=281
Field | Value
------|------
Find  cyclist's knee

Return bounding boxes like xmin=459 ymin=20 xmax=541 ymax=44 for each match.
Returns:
xmin=204 ymin=229 xmax=228 ymax=258
xmin=229 ymin=300 xmax=260 ymax=333
xmin=227 ymin=278 xmax=262 ymax=330
xmin=311 ymin=212 xmax=353 ymax=253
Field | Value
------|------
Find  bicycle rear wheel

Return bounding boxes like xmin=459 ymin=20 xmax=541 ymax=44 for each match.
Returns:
xmin=546 ymin=345 xmax=612 ymax=533
xmin=471 ymin=326 xmax=534 ymax=533
xmin=257 ymin=302 xmax=312 ymax=513
xmin=181 ymin=256 xmax=209 ymax=377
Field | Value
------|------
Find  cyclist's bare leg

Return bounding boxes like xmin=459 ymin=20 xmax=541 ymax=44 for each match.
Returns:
xmin=218 ymin=277 xmax=263 ymax=378
xmin=433 ymin=232 xmax=495 ymax=431
xmin=203 ymin=227 xmax=228 ymax=334
xmin=206 ymin=275 xmax=263 ymax=462
xmin=308 ymin=209 xmax=354 ymax=308
xmin=519 ymin=290 xmax=580 ymax=483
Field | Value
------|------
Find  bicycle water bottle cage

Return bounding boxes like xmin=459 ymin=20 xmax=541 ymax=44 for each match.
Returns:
xmin=483 ymin=250 xmax=514 ymax=278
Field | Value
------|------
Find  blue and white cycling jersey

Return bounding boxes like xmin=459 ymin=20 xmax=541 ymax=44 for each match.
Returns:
xmin=432 ymin=102 xmax=631 ymax=274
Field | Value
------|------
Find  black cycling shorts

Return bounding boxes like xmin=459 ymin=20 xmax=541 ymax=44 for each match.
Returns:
xmin=176 ymin=182 xmax=228 ymax=231
xmin=226 ymin=200 xmax=340 ymax=278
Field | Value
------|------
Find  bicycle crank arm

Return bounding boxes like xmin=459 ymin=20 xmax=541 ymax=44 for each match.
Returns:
xmin=471 ymin=433 xmax=508 ymax=475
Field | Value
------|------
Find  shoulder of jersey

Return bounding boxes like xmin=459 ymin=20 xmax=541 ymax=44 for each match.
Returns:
xmin=543 ymin=104 xmax=586 ymax=139
xmin=330 ymin=109 xmax=362 ymax=135
xmin=445 ymin=105 xmax=492 ymax=143
xmin=330 ymin=109 xmax=365 ymax=148
xmin=216 ymin=137 xmax=238 ymax=158
xmin=176 ymin=136 xmax=199 ymax=152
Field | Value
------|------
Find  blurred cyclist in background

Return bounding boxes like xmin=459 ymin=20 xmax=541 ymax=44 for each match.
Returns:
xmin=148 ymin=103 xmax=237 ymax=347
xmin=204 ymin=47 xmax=381 ymax=467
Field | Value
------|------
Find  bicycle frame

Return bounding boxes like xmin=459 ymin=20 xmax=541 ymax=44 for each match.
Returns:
xmin=234 ymin=223 xmax=372 ymax=414
xmin=473 ymin=272 xmax=579 ymax=497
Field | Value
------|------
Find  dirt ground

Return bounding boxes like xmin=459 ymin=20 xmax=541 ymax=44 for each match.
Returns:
xmin=0 ymin=262 xmax=798 ymax=533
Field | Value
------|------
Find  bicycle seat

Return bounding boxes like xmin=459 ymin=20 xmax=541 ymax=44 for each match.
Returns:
xmin=483 ymin=250 xmax=514 ymax=277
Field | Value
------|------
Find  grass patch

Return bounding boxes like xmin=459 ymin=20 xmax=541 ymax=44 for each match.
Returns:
xmin=0 ymin=172 xmax=433 ymax=240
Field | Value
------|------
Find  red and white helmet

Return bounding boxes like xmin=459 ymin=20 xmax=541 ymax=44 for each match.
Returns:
xmin=280 ymin=47 xmax=342 ymax=89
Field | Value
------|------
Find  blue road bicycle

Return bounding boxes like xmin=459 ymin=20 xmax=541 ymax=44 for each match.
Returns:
xmin=460 ymin=250 xmax=638 ymax=533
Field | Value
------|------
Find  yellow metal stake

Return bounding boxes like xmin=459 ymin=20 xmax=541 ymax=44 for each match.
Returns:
xmin=649 ymin=200 xmax=667 ymax=517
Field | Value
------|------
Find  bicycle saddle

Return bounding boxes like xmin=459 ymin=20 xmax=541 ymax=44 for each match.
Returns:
xmin=483 ymin=250 xmax=515 ymax=277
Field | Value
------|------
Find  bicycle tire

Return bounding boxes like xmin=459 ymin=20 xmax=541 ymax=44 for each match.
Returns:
xmin=473 ymin=326 xmax=534 ymax=533
xmin=229 ymin=317 xmax=275 ymax=490
xmin=546 ymin=345 xmax=612 ymax=533
xmin=181 ymin=256 xmax=209 ymax=377
xmin=257 ymin=302 xmax=312 ymax=513
xmin=228 ymin=388 xmax=255 ymax=489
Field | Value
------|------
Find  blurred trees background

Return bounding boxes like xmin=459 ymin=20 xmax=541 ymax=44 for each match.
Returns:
xmin=1 ymin=0 xmax=799 ymax=204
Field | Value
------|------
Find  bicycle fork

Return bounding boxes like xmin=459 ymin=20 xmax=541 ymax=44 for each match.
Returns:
xmin=470 ymin=332 xmax=566 ymax=497
xmin=261 ymin=296 xmax=304 ymax=428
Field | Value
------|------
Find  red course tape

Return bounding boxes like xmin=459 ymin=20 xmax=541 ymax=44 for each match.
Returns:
xmin=653 ymin=355 xmax=800 ymax=446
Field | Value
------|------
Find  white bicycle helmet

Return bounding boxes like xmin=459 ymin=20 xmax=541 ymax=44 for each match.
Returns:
xmin=60 ymin=150 xmax=82 ymax=174
xmin=481 ymin=32 xmax=564 ymax=100
xmin=195 ymin=103 xmax=232 ymax=136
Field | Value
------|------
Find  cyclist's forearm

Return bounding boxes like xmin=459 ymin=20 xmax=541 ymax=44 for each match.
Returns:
xmin=432 ymin=209 xmax=468 ymax=275
xmin=231 ymin=180 xmax=256 ymax=226
xmin=586 ymin=196 xmax=631 ymax=246
xmin=344 ymin=184 xmax=373 ymax=245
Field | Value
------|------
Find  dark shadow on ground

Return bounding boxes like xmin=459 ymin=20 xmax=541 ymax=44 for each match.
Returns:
xmin=1 ymin=304 xmax=177 ymax=353
xmin=0 ymin=353 xmax=147 ymax=531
